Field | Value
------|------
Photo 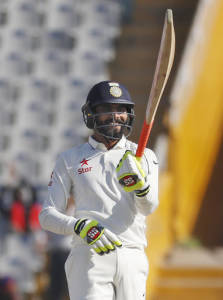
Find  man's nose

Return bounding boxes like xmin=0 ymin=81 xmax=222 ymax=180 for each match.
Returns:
xmin=113 ymin=111 xmax=122 ymax=119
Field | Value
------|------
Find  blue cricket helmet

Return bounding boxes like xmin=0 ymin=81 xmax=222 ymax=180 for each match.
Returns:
xmin=82 ymin=81 xmax=135 ymax=139
xmin=85 ymin=80 xmax=135 ymax=108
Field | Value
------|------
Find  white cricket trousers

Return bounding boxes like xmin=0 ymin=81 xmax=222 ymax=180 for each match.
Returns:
xmin=65 ymin=244 xmax=149 ymax=300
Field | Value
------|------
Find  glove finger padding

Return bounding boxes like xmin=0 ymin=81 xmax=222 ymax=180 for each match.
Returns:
xmin=100 ymin=234 xmax=115 ymax=251
xmin=116 ymin=150 xmax=146 ymax=192
xmin=92 ymin=243 xmax=104 ymax=255
xmin=104 ymin=228 xmax=122 ymax=247
xmin=94 ymin=239 xmax=110 ymax=254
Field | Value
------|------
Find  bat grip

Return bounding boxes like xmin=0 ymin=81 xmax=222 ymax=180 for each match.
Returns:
xmin=136 ymin=120 xmax=153 ymax=158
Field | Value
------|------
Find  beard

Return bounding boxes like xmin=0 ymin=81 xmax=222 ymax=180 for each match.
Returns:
xmin=95 ymin=117 xmax=129 ymax=140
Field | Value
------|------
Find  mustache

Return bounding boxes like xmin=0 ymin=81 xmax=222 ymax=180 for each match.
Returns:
xmin=105 ymin=118 xmax=126 ymax=125
xmin=96 ymin=118 xmax=126 ymax=126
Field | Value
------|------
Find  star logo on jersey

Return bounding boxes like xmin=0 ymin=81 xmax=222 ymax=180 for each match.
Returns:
xmin=78 ymin=158 xmax=92 ymax=174
xmin=80 ymin=158 xmax=89 ymax=167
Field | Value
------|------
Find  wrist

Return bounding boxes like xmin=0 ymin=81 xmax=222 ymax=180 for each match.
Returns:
xmin=135 ymin=184 xmax=150 ymax=197
xmin=74 ymin=218 xmax=87 ymax=235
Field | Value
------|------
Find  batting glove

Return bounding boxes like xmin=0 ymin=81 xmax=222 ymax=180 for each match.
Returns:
xmin=74 ymin=218 xmax=122 ymax=255
xmin=116 ymin=150 xmax=150 ymax=196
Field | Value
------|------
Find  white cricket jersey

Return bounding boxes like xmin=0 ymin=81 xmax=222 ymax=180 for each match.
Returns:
xmin=39 ymin=136 xmax=159 ymax=248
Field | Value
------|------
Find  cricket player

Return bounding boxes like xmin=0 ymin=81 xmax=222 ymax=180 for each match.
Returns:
xmin=39 ymin=80 xmax=159 ymax=299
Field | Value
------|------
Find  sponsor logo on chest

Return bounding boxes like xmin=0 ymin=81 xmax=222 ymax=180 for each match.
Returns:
xmin=78 ymin=158 xmax=92 ymax=174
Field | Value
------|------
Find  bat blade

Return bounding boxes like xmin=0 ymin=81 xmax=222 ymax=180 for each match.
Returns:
xmin=136 ymin=9 xmax=175 ymax=158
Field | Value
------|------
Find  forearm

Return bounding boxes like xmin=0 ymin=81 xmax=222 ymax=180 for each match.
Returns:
xmin=134 ymin=150 xmax=159 ymax=216
xmin=39 ymin=206 xmax=76 ymax=235
xmin=39 ymin=153 xmax=76 ymax=235
xmin=134 ymin=188 xmax=159 ymax=216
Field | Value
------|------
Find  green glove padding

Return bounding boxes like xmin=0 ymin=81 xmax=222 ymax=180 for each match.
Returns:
xmin=116 ymin=150 xmax=146 ymax=192
xmin=74 ymin=218 xmax=122 ymax=255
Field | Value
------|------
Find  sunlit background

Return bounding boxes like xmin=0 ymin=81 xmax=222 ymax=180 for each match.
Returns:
xmin=0 ymin=0 xmax=223 ymax=299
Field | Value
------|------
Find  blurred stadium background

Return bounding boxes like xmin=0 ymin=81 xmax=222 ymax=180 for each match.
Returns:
xmin=0 ymin=0 xmax=223 ymax=299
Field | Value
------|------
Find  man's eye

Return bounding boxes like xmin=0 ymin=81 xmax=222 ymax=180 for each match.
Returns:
xmin=95 ymin=105 xmax=109 ymax=113
xmin=96 ymin=104 xmax=127 ymax=113
xmin=100 ymin=106 xmax=110 ymax=113
xmin=120 ymin=107 xmax=127 ymax=113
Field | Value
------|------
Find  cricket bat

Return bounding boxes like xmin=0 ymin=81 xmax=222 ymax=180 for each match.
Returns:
xmin=136 ymin=9 xmax=175 ymax=158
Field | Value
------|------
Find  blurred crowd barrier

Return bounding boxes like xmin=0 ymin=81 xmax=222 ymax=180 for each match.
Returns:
xmin=0 ymin=178 xmax=75 ymax=300
xmin=0 ymin=0 xmax=135 ymax=299
xmin=0 ymin=179 xmax=47 ymax=300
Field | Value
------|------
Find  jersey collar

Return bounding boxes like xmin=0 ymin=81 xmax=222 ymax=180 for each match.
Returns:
xmin=88 ymin=135 xmax=127 ymax=151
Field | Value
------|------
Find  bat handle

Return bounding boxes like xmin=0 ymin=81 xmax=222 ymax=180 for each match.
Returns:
xmin=135 ymin=120 xmax=153 ymax=158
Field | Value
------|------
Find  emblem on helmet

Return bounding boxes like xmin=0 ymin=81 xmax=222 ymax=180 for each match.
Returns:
xmin=110 ymin=86 xmax=122 ymax=98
